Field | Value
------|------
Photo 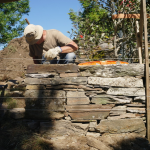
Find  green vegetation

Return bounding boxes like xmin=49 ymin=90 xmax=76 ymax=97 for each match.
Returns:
xmin=68 ymin=0 xmax=113 ymax=60
xmin=68 ymin=0 xmax=150 ymax=61
xmin=0 ymin=0 xmax=30 ymax=45
xmin=3 ymin=97 xmax=17 ymax=109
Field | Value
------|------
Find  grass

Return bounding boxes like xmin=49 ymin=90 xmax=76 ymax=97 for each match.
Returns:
xmin=21 ymin=134 xmax=53 ymax=150
xmin=3 ymin=97 xmax=17 ymax=109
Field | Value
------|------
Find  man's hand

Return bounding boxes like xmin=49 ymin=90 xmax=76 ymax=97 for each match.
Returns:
xmin=43 ymin=47 xmax=62 ymax=60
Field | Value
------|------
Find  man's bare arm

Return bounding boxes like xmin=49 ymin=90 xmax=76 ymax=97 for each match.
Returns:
xmin=60 ymin=41 xmax=78 ymax=53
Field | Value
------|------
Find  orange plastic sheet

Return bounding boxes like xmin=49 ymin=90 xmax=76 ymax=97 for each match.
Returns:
xmin=78 ymin=60 xmax=129 ymax=66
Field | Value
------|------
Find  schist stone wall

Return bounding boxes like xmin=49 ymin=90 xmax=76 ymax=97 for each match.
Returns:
xmin=3 ymin=64 xmax=148 ymax=137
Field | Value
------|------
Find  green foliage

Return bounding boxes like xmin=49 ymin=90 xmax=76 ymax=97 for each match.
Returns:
xmin=68 ymin=0 xmax=114 ymax=60
xmin=0 ymin=0 xmax=30 ymax=45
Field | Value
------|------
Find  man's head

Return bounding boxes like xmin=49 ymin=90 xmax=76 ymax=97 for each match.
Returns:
xmin=24 ymin=24 xmax=43 ymax=45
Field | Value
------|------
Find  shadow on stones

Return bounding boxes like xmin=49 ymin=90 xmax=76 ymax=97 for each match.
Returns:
xmin=108 ymin=136 xmax=150 ymax=150
xmin=0 ymin=85 xmax=56 ymax=149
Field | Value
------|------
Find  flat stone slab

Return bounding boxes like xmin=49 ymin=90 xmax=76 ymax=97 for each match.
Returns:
xmin=67 ymin=91 xmax=90 ymax=105
xmin=107 ymin=88 xmax=145 ymax=96
xmin=65 ymin=104 xmax=114 ymax=112
xmin=110 ymin=106 xmax=126 ymax=115
xmin=127 ymin=107 xmax=146 ymax=113
xmin=46 ymin=85 xmax=101 ymax=90
xmin=24 ymin=90 xmax=66 ymax=98
xmin=25 ymin=77 xmax=87 ymax=85
xmin=107 ymin=113 xmax=138 ymax=120
xmin=91 ymin=95 xmax=132 ymax=104
xmin=96 ymin=119 xmax=146 ymax=136
xmin=69 ymin=112 xmax=110 ymax=120
xmin=66 ymin=105 xmax=113 ymax=120
xmin=25 ymin=98 xmax=65 ymax=111
xmin=79 ymin=64 xmax=146 ymax=77
xmin=60 ymin=73 xmax=80 ymax=77
xmin=88 ymin=77 xmax=143 ymax=87
xmin=25 ymin=109 xmax=64 ymax=120
xmin=26 ymin=85 xmax=46 ymax=90
xmin=27 ymin=64 xmax=79 ymax=74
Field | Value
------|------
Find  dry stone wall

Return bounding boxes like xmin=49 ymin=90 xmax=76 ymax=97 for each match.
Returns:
xmin=1 ymin=63 xmax=147 ymax=138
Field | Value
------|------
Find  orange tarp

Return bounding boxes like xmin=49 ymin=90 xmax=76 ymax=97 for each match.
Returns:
xmin=78 ymin=60 xmax=129 ymax=66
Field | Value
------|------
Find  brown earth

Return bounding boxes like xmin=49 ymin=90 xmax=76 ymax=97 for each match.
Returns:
xmin=0 ymin=36 xmax=33 ymax=80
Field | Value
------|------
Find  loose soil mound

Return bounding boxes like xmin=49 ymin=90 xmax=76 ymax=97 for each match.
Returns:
xmin=0 ymin=36 xmax=33 ymax=80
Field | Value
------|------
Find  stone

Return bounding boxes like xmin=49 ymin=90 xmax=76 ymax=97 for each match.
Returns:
xmin=80 ymin=70 xmax=93 ymax=77
xmin=24 ymin=90 xmax=66 ymax=98
xmin=25 ymin=78 xmax=51 ymax=84
xmin=25 ymin=98 xmax=65 ymax=111
xmin=127 ymin=107 xmax=146 ymax=113
xmin=85 ymin=91 xmax=106 ymax=98
xmin=126 ymin=104 xmax=145 ymax=107
xmin=26 ymin=85 xmax=46 ymax=90
xmin=87 ymin=136 xmax=111 ymax=150
xmin=91 ymin=95 xmax=132 ymax=104
xmin=25 ymin=110 xmax=64 ymax=120
xmin=67 ymin=91 xmax=90 ymax=105
xmin=73 ymin=123 xmax=89 ymax=131
xmin=69 ymin=112 xmax=110 ymax=120
xmin=89 ymin=122 xmax=97 ymax=132
xmin=50 ymin=77 xmax=87 ymax=85
xmin=107 ymin=88 xmax=145 ymax=96
xmin=96 ymin=119 xmax=146 ymax=136
xmin=88 ymin=77 xmax=143 ymax=87
xmin=63 ymin=88 xmax=84 ymax=91
xmin=79 ymin=64 xmax=145 ymax=77
xmin=25 ymin=73 xmax=56 ymax=78
xmin=65 ymin=104 xmax=114 ymax=112
xmin=9 ymin=108 xmax=25 ymax=119
xmin=110 ymin=106 xmax=126 ymax=115
xmin=65 ymin=116 xmax=71 ymax=121
xmin=60 ymin=73 xmax=80 ymax=77
xmin=134 ymin=96 xmax=145 ymax=103
xmin=107 ymin=113 xmax=138 ymax=120
xmin=46 ymin=84 xmax=99 ymax=91
xmin=27 ymin=64 xmax=79 ymax=73
xmin=25 ymin=77 xmax=87 ymax=85
xmin=86 ymin=132 xmax=100 ymax=137
xmin=40 ymin=120 xmax=87 ymax=137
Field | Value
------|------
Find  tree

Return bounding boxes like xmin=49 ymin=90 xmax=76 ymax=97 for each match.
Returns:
xmin=68 ymin=0 xmax=114 ymax=61
xmin=0 ymin=0 xmax=30 ymax=45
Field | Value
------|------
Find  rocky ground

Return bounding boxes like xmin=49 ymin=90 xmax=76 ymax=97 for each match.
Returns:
xmin=0 ymin=118 xmax=150 ymax=150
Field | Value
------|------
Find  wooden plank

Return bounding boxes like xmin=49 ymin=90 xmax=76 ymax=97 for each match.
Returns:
xmin=140 ymin=2 xmax=144 ymax=55
xmin=27 ymin=64 xmax=79 ymax=74
xmin=112 ymin=14 xmax=150 ymax=19
xmin=135 ymin=21 xmax=142 ymax=64
xmin=142 ymin=0 xmax=150 ymax=141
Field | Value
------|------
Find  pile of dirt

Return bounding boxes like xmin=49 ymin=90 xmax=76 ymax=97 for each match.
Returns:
xmin=0 ymin=36 xmax=33 ymax=80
